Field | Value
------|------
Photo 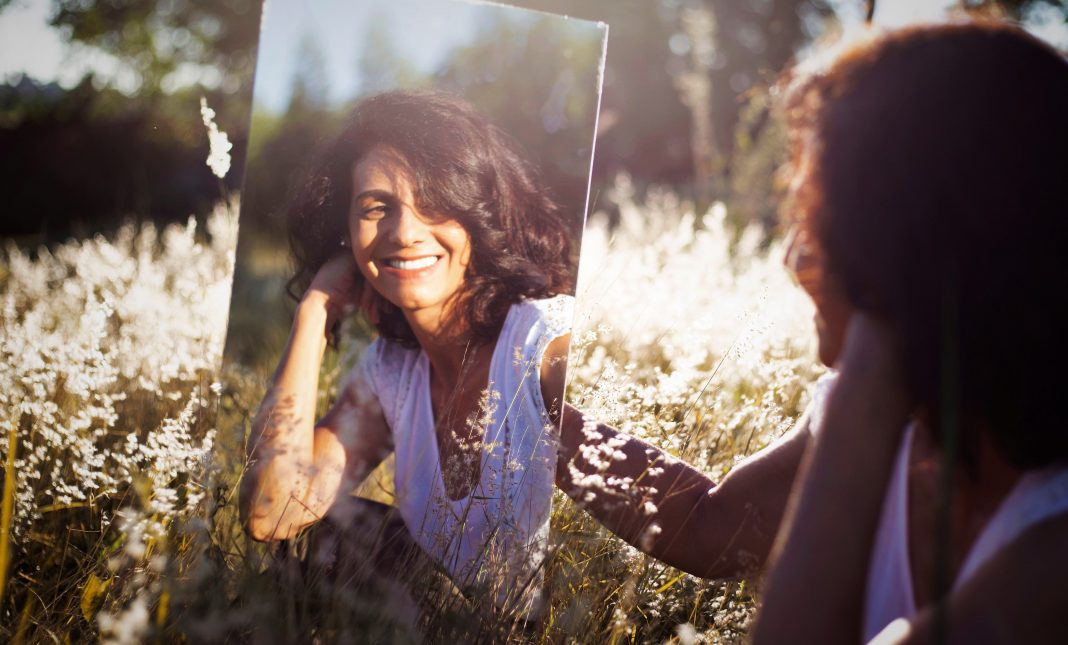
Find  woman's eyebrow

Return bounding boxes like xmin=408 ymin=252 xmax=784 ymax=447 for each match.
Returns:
xmin=352 ymin=189 xmax=395 ymax=203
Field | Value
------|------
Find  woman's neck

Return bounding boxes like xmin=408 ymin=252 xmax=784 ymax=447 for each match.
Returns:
xmin=404 ymin=303 xmax=477 ymax=382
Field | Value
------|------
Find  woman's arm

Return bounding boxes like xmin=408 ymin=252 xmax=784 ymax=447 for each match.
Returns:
xmin=240 ymin=256 xmax=391 ymax=542
xmin=541 ymin=335 xmax=810 ymax=579
xmin=752 ymin=314 xmax=911 ymax=644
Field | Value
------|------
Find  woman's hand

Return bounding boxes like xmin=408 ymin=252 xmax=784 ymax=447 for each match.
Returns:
xmin=557 ymin=401 xmax=811 ymax=580
xmin=303 ymin=254 xmax=363 ymax=333
xmin=836 ymin=312 xmax=909 ymax=408
xmin=753 ymin=311 xmax=912 ymax=644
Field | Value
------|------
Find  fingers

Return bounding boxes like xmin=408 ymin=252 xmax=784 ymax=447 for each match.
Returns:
xmin=308 ymin=254 xmax=359 ymax=304
xmin=308 ymin=253 xmax=386 ymax=331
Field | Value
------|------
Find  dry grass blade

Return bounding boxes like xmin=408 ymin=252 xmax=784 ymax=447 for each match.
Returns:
xmin=1 ymin=423 xmax=17 ymax=605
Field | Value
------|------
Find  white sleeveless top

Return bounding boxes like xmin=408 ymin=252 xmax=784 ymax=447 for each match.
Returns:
xmin=808 ymin=373 xmax=1068 ymax=641
xmin=356 ymin=295 xmax=573 ymax=613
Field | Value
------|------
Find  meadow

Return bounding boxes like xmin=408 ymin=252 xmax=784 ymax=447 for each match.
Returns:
xmin=0 ymin=178 xmax=824 ymax=643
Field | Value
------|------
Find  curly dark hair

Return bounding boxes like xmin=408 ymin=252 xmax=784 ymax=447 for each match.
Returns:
xmin=284 ymin=89 xmax=574 ymax=346
xmin=782 ymin=22 xmax=1068 ymax=469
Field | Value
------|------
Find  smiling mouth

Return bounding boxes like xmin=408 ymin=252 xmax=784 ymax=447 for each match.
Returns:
xmin=382 ymin=256 xmax=440 ymax=271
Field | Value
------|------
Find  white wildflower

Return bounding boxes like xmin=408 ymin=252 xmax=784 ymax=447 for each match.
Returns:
xmin=555 ymin=177 xmax=825 ymax=641
xmin=0 ymin=205 xmax=234 ymax=537
xmin=676 ymin=622 xmax=699 ymax=645
xmin=199 ymin=97 xmax=233 ymax=179
xmin=98 ymin=594 xmax=150 ymax=645
xmin=639 ymin=522 xmax=662 ymax=551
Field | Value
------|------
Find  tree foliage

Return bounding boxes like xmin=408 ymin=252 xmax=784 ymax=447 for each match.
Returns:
xmin=2 ymin=0 xmax=1064 ymax=239
xmin=47 ymin=0 xmax=261 ymax=96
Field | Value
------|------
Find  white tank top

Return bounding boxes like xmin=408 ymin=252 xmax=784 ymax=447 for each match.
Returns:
xmin=356 ymin=295 xmax=573 ymax=614
xmin=863 ymin=426 xmax=1068 ymax=641
xmin=809 ymin=372 xmax=1068 ymax=641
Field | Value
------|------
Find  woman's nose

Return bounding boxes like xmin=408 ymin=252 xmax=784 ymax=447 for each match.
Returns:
xmin=388 ymin=204 xmax=429 ymax=247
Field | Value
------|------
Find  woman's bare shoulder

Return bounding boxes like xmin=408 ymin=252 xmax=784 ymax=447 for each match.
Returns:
xmin=539 ymin=333 xmax=570 ymax=418
xmin=897 ymin=512 xmax=1068 ymax=645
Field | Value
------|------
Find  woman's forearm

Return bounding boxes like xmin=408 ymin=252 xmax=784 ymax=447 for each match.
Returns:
xmin=241 ymin=295 xmax=340 ymax=540
xmin=557 ymin=403 xmax=807 ymax=579
xmin=752 ymin=380 xmax=901 ymax=643
xmin=752 ymin=317 xmax=910 ymax=644
xmin=556 ymin=405 xmax=714 ymax=559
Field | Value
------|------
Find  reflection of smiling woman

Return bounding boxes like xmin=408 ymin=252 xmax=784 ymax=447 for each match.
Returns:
xmin=239 ymin=90 xmax=575 ymax=612
xmin=350 ymin=146 xmax=473 ymax=329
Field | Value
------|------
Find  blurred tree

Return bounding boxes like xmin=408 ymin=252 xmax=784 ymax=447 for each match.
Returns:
xmin=287 ymin=32 xmax=330 ymax=114
xmin=46 ymin=0 xmax=261 ymax=98
xmin=435 ymin=14 xmax=604 ymax=233
xmin=966 ymin=0 xmax=1067 ymax=17
xmin=500 ymin=0 xmax=833 ymax=220
xmin=0 ymin=75 xmax=241 ymax=241
xmin=509 ymin=0 xmax=1065 ymax=218
xmin=504 ymin=0 xmax=694 ymax=190
xmin=0 ymin=1 xmax=259 ymax=241
xmin=356 ymin=21 xmax=426 ymax=97
xmin=1 ymin=0 xmax=1063 ymax=240
xmin=239 ymin=34 xmax=338 ymax=236
xmin=675 ymin=5 xmax=718 ymax=202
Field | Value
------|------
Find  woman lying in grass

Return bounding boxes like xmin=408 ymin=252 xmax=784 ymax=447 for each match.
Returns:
xmin=239 ymin=89 xmax=576 ymax=618
xmin=557 ymin=21 xmax=1068 ymax=644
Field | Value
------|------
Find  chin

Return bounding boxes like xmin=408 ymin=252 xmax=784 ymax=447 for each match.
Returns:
xmin=389 ymin=295 xmax=428 ymax=312
xmin=815 ymin=323 xmax=841 ymax=367
xmin=817 ymin=345 xmax=837 ymax=368
xmin=391 ymin=291 xmax=448 ymax=315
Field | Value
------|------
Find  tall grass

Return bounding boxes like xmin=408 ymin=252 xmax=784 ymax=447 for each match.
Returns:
xmin=0 ymin=179 xmax=822 ymax=643
xmin=0 ymin=203 xmax=236 ymax=643
xmin=545 ymin=179 xmax=823 ymax=643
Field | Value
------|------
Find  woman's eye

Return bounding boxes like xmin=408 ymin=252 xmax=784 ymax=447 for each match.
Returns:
xmin=360 ymin=204 xmax=389 ymax=219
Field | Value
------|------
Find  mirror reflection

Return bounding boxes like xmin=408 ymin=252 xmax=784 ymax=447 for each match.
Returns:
xmin=223 ymin=0 xmax=606 ymax=631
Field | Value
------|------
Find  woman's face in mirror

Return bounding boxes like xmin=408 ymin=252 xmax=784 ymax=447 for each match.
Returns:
xmin=784 ymin=225 xmax=852 ymax=367
xmin=348 ymin=145 xmax=472 ymax=319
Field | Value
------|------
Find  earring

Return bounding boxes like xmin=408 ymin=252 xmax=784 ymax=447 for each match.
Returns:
xmin=339 ymin=238 xmax=349 ymax=248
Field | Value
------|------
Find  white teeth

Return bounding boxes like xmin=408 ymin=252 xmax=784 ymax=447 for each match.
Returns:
xmin=385 ymin=256 xmax=438 ymax=270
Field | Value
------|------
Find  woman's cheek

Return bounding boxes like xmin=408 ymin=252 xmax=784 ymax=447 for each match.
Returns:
xmin=351 ymin=227 xmax=380 ymax=281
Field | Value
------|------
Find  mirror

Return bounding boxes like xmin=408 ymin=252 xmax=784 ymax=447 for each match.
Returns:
xmin=221 ymin=0 xmax=606 ymax=634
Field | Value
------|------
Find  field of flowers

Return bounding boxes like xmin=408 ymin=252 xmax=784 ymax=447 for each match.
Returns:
xmin=546 ymin=178 xmax=823 ymax=643
xmin=0 ymin=177 xmax=823 ymax=643
xmin=0 ymin=202 xmax=236 ymax=642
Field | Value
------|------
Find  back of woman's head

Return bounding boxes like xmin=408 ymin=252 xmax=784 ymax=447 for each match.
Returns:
xmin=785 ymin=22 xmax=1068 ymax=468
xmin=286 ymin=89 xmax=573 ymax=345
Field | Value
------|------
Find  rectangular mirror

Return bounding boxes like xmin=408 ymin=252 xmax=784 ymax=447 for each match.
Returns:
xmin=220 ymin=0 xmax=606 ymax=637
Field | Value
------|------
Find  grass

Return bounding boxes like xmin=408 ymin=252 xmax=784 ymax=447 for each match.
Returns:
xmin=0 ymin=182 xmax=821 ymax=643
